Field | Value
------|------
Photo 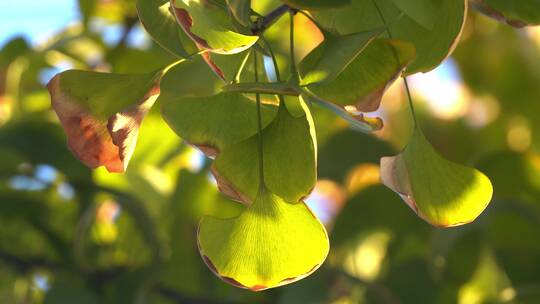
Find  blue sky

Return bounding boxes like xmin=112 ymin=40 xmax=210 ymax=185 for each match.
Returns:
xmin=0 ymin=0 xmax=79 ymax=47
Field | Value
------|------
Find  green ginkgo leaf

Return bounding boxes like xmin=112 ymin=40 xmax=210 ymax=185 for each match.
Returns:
xmin=227 ymin=0 xmax=251 ymax=26
xmin=47 ymin=70 xmax=161 ymax=173
xmin=171 ymin=0 xmax=258 ymax=54
xmin=471 ymin=0 xmax=540 ymax=27
xmin=300 ymin=28 xmax=384 ymax=86
xmin=159 ymin=56 xmax=277 ymax=157
xmin=160 ymin=56 xmax=224 ymax=98
xmin=301 ymin=38 xmax=415 ymax=112
xmin=380 ymin=127 xmax=493 ymax=227
xmin=136 ymin=0 xmax=192 ymax=58
xmin=281 ymin=0 xmax=351 ymax=10
xmin=391 ymin=0 xmax=438 ymax=30
xmin=197 ymin=187 xmax=329 ymax=291
xmin=161 ymin=92 xmax=277 ymax=157
xmin=212 ymin=98 xmax=317 ymax=203
xmin=312 ymin=0 xmax=467 ymax=74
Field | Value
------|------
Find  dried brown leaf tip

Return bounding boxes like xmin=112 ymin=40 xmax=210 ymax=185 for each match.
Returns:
xmin=47 ymin=71 xmax=160 ymax=173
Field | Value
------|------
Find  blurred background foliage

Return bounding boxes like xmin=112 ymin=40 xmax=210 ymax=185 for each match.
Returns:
xmin=1 ymin=0 xmax=540 ymax=303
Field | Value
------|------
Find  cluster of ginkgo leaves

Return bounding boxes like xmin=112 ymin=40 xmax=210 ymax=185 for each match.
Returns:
xmin=46 ymin=0 xmax=540 ymax=292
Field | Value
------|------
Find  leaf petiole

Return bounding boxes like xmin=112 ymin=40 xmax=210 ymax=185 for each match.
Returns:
xmin=371 ymin=0 xmax=418 ymax=126
xmin=253 ymin=50 xmax=266 ymax=186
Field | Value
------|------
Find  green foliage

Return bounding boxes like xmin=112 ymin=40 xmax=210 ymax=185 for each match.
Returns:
xmin=2 ymin=0 xmax=540 ymax=302
xmin=171 ymin=0 xmax=258 ymax=54
xmin=381 ymin=127 xmax=493 ymax=227
xmin=198 ymin=187 xmax=329 ymax=290
xmin=136 ymin=0 xmax=192 ymax=57
xmin=312 ymin=0 xmax=467 ymax=73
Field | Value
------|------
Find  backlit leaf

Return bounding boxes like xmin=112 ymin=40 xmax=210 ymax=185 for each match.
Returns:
xmin=380 ymin=127 xmax=493 ymax=227
xmin=391 ymin=0 xmax=438 ymax=30
xmin=227 ymin=0 xmax=251 ymax=26
xmin=312 ymin=0 xmax=467 ymax=74
xmin=197 ymin=187 xmax=329 ymax=291
xmin=300 ymin=28 xmax=385 ymax=86
xmin=159 ymin=57 xmax=277 ymax=157
xmin=48 ymin=70 xmax=161 ymax=173
xmin=136 ymin=0 xmax=192 ymax=58
xmin=301 ymin=38 xmax=415 ymax=112
xmin=171 ymin=0 xmax=258 ymax=54
xmin=212 ymin=98 xmax=317 ymax=203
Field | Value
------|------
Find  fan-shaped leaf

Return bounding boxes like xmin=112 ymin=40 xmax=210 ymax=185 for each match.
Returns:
xmin=159 ymin=56 xmax=277 ymax=157
xmin=301 ymin=38 xmax=415 ymax=113
xmin=312 ymin=0 xmax=467 ymax=74
xmin=212 ymin=99 xmax=317 ymax=203
xmin=171 ymin=0 xmax=258 ymax=54
xmin=391 ymin=0 xmax=438 ymax=30
xmin=380 ymin=127 xmax=493 ymax=227
xmin=48 ymin=70 xmax=161 ymax=173
xmin=197 ymin=187 xmax=329 ymax=291
xmin=136 ymin=0 xmax=192 ymax=58
xmin=300 ymin=28 xmax=385 ymax=86
xmin=227 ymin=0 xmax=251 ymax=26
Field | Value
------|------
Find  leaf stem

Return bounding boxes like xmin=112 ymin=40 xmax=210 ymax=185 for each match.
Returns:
xmin=253 ymin=51 xmax=265 ymax=186
xmin=289 ymin=11 xmax=298 ymax=77
xmin=371 ymin=0 xmax=418 ymax=126
xmin=259 ymin=35 xmax=282 ymax=82
xmin=232 ymin=51 xmax=252 ymax=84
xmin=259 ymin=35 xmax=287 ymax=106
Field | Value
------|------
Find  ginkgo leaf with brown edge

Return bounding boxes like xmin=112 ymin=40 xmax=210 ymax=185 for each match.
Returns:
xmin=197 ymin=187 xmax=329 ymax=291
xmin=48 ymin=70 xmax=161 ymax=173
xmin=171 ymin=0 xmax=258 ymax=54
xmin=380 ymin=127 xmax=493 ymax=227
xmin=212 ymin=97 xmax=317 ymax=203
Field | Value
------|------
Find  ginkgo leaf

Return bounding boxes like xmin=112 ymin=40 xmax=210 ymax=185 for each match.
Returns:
xmin=136 ymin=0 xmax=192 ymax=58
xmin=197 ymin=187 xmax=329 ymax=291
xmin=212 ymin=98 xmax=317 ymax=203
xmin=300 ymin=28 xmax=384 ymax=86
xmin=312 ymin=0 xmax=467 ymax=74
xmin=380 ymin=127 xmax=493 ymax=227
xmin=301 ymin=38 xmax=415 ymax=113
xmin=48 ymin=70 xmax=161 ymax=173
xmin=471 ymin=0 xmax=540 ymax=27
xmin=161 ymin=92 xmax=277 ymax=157
xmin=160 ymin=56 xmax=224 ymax=98
xmin=227 ymin=0 xmax=251 ymax=26
xmin=281 ymin=0 xmax=351 ymax=10
xmin=391 ymin=0 xmax=438 ymax=30
xmin=159 ymin=55 xmax=277 ymax=162
xmin=171 ymin=0 xmax=258 ymax=54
